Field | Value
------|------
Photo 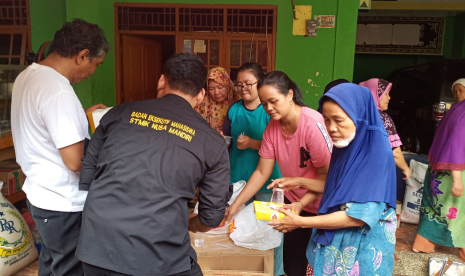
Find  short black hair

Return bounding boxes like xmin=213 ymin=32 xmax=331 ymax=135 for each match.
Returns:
xmin=238 ymin=63 xmax=265 ymax=81
xmin=324 ymin=79 xmax=350 ymax=94
xmin=258 ymin=71 xmax=307 ymax=107
xmin=48 ymin=18 xmax=109 ymax=59
xmin=163 ymin=53 xmax=207 ymax=97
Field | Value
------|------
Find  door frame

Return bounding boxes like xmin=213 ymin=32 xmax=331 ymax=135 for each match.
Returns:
xmin=114 ymin=3 xmax=277 ymax=105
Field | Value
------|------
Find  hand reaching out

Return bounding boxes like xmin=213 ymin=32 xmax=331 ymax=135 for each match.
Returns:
xmin=267 ymin=177 xmax=302 ymax=191
xmin=84 ymin=103 xmax=107 ymax=114
xmin=268 ymin=208 xmax=302 ymax=233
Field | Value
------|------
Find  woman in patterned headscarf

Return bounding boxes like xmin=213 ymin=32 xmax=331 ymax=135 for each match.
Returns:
xmin=360 ymin=78 xmax=412 ymax=180
xmin=195 ymin=67 xmax=241 ymax=133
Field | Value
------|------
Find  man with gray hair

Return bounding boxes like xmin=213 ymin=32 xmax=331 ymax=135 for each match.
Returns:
xmin=11 ymin=19 xmax=109 ymax=276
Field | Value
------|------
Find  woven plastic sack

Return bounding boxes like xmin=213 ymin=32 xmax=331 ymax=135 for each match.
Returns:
xmin=0 ymin=196 xmax=38 ymax=276
xmin=401 ymin=159 xmax=428 ymax=224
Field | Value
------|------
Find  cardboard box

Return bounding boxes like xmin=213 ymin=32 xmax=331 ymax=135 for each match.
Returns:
xmin=203 ymin=270 xmax=270 ymax=276
xmin=190 ymin=233 xmax=273 ymax=275
xmin=254 ymin=201 xmax=293 ymax=221
xmin=0 ymin=161 xmax=26 ymax=196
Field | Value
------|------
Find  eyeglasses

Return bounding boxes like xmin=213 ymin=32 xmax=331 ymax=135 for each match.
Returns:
xmin=235 ymin=81 xmax=258 ymax=91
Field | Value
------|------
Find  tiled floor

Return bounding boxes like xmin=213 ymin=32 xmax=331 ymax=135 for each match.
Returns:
xmin=392 ymin=222 xmax=460 ymax=276
xmin=394 ymin=222 xmax=460 ymax=256
xmin=11 ymin=223 xmax=462 ymax=276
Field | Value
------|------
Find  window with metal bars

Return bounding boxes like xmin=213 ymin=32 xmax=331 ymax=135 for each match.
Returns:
xmin=0 ymin=0 xmax=28 ymax=26
xmin=116 ymin=6 xmax=275 ymax=34
xmin=117 ymin=7 xmax=176 ymax=32
xmin=0 ymin=0 xmax=30 ymax=133
xmin=228 ymin=37 xmax=272 ymax=81
xmin=179 ymin=8 xmax=224 ymax=32
xmin=226 ymin=9 xmax=273 ymax=34
xmin=0 ymin=31 xmax=27 ymax=65
xmin=229 ymin=39 xmax=270 ymax=69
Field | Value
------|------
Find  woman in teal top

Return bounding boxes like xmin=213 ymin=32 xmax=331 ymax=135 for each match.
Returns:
xmin=222 ymin=63 xmax=281 ymax=195
xmin=222 ymin=63 xmax=283 ymax=275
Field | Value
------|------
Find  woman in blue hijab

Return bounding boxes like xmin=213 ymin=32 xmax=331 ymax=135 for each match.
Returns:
xmin=269 ymin=83 xmax=397 ymax=276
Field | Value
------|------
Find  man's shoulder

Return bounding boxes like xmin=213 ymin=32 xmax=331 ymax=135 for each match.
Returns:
xmin=174 ymin=107 xmax=225 ymax=146
xmin=20 ymin=66 xmax=73 ymax=98
xmin=115 ymin=98 xmax=225 ymax=146
xmin=27 ymin=64 xmax=70 ymax=85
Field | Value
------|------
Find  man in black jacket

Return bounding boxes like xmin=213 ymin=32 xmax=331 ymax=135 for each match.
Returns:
xmin=76 ymin=53 xmax=230 ymax=276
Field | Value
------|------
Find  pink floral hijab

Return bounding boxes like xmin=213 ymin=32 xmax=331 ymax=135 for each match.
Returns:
xmin=359 ymin=78 xmax=392 ymax=109
xmin=359 ymin=78 xmax=402 ymax=149
xmin=195 ymin=67 xmax=240 ymax=133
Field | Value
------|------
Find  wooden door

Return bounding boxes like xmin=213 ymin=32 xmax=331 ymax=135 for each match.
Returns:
xmin=177 ymin=35 xmax=224 ymax=72
xmin=121 ymin=35 xmax=162 ymax=103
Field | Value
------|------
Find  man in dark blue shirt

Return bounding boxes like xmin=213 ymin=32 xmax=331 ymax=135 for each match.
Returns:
xmin=76 ymin=53 xmax=230 ymax=276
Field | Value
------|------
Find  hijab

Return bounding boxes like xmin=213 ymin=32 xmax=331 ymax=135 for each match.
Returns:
xmin=318 ymin=79 xmax=350 ymax=113
xmin=195 ymin=67 xmax=240 ymax=133
xmin=428 ymin=99 xmax=465 ymax=171
xmin=452 ymin=78 xmax=465 ymax=92
xmin=359 ymin=78 xmax=402 ymax=148
xmin=315 ymin=83 xmax=397 ymax=246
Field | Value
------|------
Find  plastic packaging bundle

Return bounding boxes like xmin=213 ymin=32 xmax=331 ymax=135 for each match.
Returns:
xmin=229 ymin=203 xmax=282 ymax=250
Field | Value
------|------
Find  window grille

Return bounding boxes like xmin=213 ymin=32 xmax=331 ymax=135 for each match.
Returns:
xmin=226 ymin=9 xmax=273 ymax=34
xmin=0 ymin=0 xmax=28 ymax=26
xmin=179 ymin=8 xmax=224 ymax=32
xmin=117 ymin=7 xmax=176 ymax=32
xmin=0 ymin=31 xmax=26 ymax=65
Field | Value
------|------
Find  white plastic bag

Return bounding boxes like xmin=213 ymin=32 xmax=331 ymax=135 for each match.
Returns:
xmin=0 ymin=196 xmax=38 ymax=276
xmin=401 ymin=159 xmax=428 ymax=224
xmin=229 ymin=203 xmax=282 ymax=250
xmin=194 ymin=180 xmax=246 ymax=234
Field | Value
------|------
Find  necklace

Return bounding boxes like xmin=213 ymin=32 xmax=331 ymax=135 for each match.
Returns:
xmin=281 ymin=123 xmax=288 ymax=138
xmin=281 ymin=106 xmax=298 ymax=138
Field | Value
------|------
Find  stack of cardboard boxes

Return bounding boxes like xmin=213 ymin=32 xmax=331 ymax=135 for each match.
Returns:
xmin=0 ymin=159 xmax=25 ymax=197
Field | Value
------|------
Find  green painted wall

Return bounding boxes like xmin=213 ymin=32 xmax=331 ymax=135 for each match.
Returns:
xmin=30 ymin=0 xmax=66 ymax=51
xmin=29 ymin=0 xmax=359 ymax=109
xmin=353 ymin=14 xmax=465 ymax=84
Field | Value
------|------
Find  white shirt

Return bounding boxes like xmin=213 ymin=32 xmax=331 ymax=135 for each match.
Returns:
xmin=11 ymin=63 xmax=90 ymax=212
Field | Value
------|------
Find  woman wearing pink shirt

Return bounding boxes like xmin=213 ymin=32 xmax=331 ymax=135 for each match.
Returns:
xmin=224 ymin=71 xmax=332 ymax=276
